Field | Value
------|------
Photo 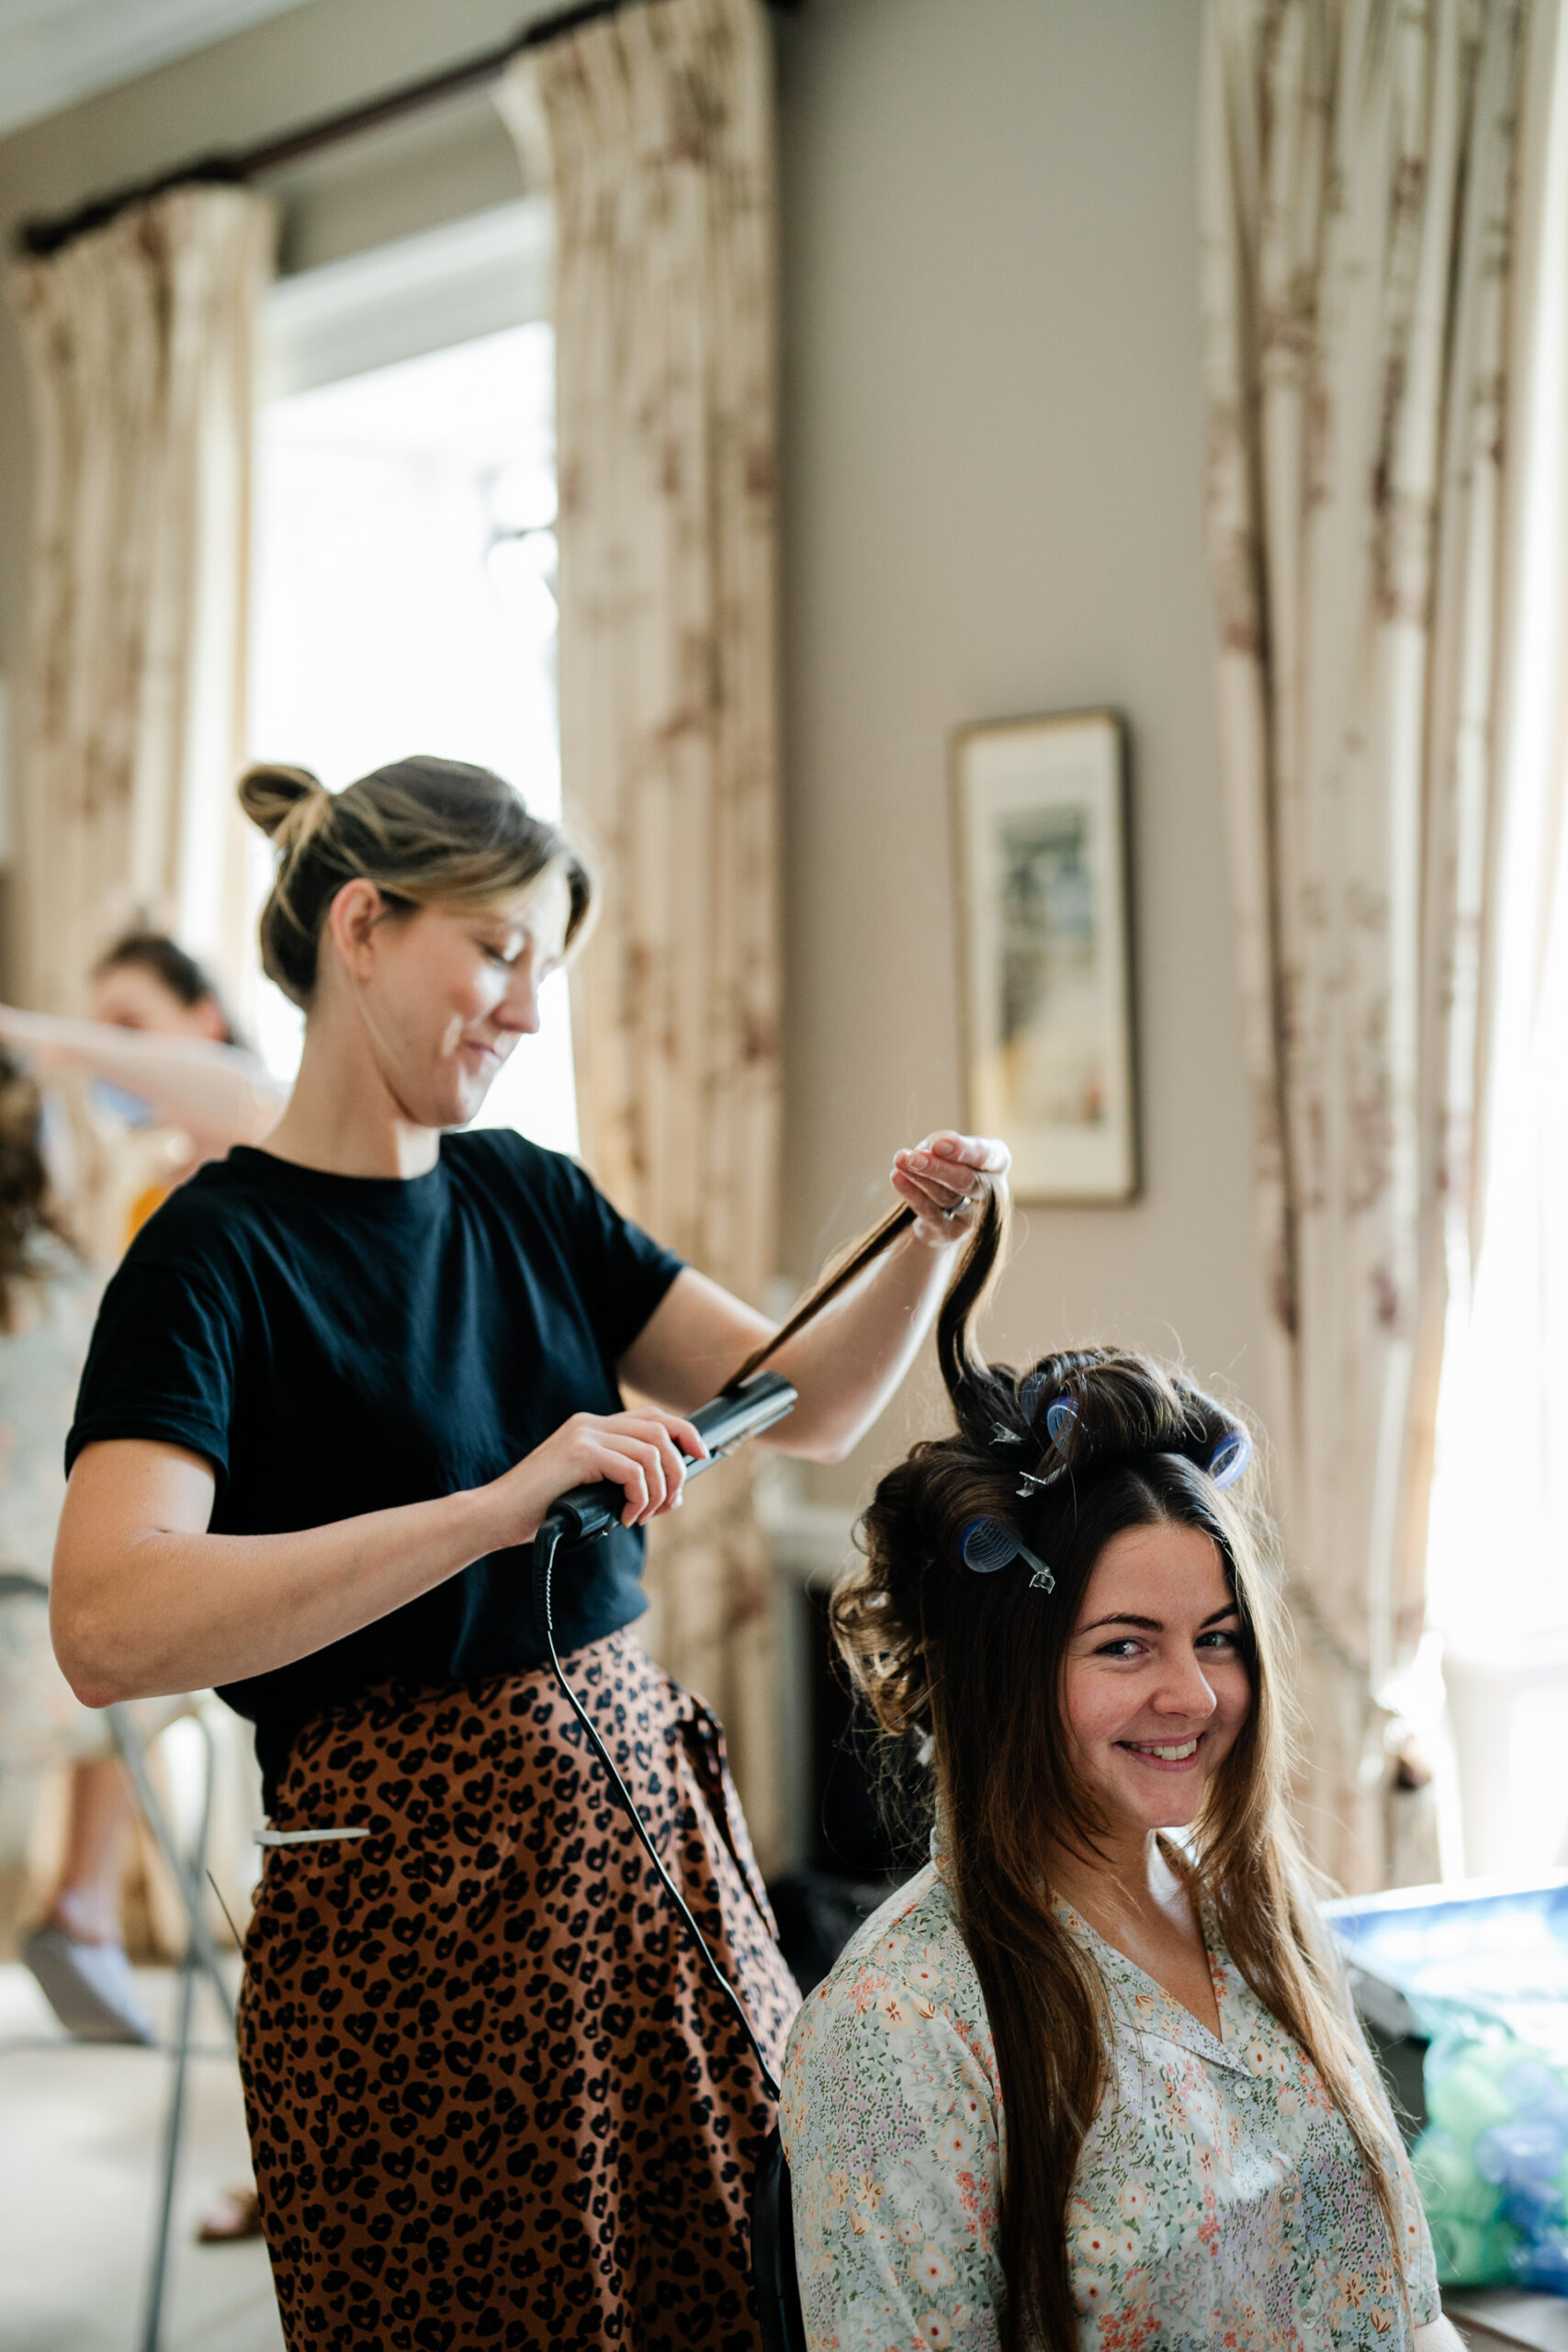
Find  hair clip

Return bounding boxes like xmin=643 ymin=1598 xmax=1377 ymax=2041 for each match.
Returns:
xmin=1010 ymin=1392 xmax=1077 ymax=1498
xmin=989 ymin=1422 xmax=1024 ymax=1447
xmin=1208 ymin=1426 xmax=1252 ymax=1488
xmin=1014 ymin=1467 xmax=1063 ymax=1498
xmin=959 ymin=1517 xmax=1056 ymax=1593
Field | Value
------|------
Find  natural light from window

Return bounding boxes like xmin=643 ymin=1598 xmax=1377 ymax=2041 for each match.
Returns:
xmin=248 ymin=318 xmax=577 ymax=1154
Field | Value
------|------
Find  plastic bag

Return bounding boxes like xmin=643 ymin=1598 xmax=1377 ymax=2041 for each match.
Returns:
xmin=1330 ymin=1879 xmax=1568 ymax=2292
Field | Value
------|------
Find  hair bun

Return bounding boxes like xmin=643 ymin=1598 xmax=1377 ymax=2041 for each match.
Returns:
xmin=237 ymin=762 xmax=327 ymax=842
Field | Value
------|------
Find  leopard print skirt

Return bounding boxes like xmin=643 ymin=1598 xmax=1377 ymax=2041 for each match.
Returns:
xmin=238 ymin=1634 xmax=800 ymax=2352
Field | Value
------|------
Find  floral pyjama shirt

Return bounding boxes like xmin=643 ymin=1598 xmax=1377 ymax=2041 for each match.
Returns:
xmin=779 ymin=1861 xmax=1440 ymax=2351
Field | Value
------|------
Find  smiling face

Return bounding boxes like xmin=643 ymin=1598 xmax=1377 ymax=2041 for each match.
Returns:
xmin=1060 ymin=1520 xmax=1251 ymax=1842
xmin=335 ymin=865 xmax=573 ymax=1131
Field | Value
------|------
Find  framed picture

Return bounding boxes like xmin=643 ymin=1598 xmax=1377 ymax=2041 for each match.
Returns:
xmin=952 ymin=708 xmax=1137 ymax=1203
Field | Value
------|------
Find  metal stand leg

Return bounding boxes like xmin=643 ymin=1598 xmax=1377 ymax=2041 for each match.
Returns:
xmin=106 ymin=1709 xmax=232 ymax=2352
xmin=108 ymin=1706 xmax=235 ymax=2027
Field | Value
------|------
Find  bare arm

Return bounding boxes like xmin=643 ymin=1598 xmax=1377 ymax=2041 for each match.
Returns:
xmin=0 ymin=1003 xmax=285 ymax=1149
xmin=52 ymin=1407 xmax=705 ymax=1708
xmin=1415 ymin=2321 xmax=1466 ymax=2351
xmin=618 ymin=1132 xmax=1010 ymax=1463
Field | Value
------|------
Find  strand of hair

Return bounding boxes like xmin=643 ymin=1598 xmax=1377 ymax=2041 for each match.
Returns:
xmin=722 ymin=1206 xmax=916 ymax=1393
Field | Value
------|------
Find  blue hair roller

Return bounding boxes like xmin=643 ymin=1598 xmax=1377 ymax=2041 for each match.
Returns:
xmin=959 ymin=1517 xmax=1055 ymax=1593
xmin=1208 ymin=1426 xmax=1252 ymax=1488
xmin=1044 ymin=1395 xmax=1077 ymax=1446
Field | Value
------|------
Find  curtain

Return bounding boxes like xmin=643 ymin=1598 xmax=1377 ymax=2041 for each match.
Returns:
xmin=1201 ymin=0 xmax=1530 ymax=1887
xmin=1423 ymin=0 xmax=1568 ymax=1878
xmin=499 ymin=0 xmax=784 ymax=1864
xmin=8 ymin=185 xmax=273 ymax=1016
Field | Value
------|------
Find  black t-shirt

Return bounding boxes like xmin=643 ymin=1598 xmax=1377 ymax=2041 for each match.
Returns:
xmin=67 ymin=1134 xmax=684 ymax=1798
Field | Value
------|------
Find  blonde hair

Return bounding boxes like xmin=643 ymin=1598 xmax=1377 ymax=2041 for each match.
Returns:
xmin=238 ymin=755 xmax=593 ymax=1010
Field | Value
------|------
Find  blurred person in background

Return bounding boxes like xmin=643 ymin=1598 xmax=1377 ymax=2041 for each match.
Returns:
xmin=0 ymin=933 xmax=281 ymax=1246
xmin=0 ymin=938 xmax=282 ymax=2041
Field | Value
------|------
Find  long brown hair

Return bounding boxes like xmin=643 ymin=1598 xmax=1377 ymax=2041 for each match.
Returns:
xmin=825 ymin=1209 xmax=1406 ymax=2351
xmin=0 ymin=1049 xmax=73 ymax=1326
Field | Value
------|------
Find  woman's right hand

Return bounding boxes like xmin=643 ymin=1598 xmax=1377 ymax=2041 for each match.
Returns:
xmin=489 ymin=1408 xmax=710 ymax=1546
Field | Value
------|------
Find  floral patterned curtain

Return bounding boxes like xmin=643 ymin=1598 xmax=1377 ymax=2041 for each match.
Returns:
xmin=499 ymin=0 xmax=784 ymax=1862
xmin=8 ymin=187 xmax=274 ymax=1017
xmin=1201 ymin=0 xmax=1530 ymax=1887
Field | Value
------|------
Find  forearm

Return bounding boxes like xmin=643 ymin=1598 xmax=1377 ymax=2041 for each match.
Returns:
xmin=54 ymin=1407 xmax=707 ymax=1708
xmin=0 ymin=1006 xmax=284 ymax=1146
xmin=54 ymin=1484 xmax=503 ymax=1707
xmin=617 ymin=1134 xmax=1010 ymax=1462
xmin=763 ymin=1226 xmax=958 ymax=1462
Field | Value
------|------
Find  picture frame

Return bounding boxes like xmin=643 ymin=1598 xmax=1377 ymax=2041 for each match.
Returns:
xmin=952 ymin=708 xmax=1137 ymax=1203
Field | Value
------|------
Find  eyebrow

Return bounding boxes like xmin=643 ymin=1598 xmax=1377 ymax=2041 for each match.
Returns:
xmin=1079 ymin=1602 xmax=1242 ymax=1635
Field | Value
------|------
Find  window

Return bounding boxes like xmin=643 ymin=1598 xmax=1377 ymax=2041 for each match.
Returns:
xmin=1420 ymin=52 xmax=1568 ymax=1882
xmin=247 ymin=200 xmax=577 ymax=1153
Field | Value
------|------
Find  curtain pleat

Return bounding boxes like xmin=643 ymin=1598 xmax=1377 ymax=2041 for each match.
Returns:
xmin=1200 ymin=0 xmax=1530 ymax=1886
xmin=8 ymin=186 xmax=273 ymax=1014
xmin=500 ymin=0 xmax=784 ymax=1865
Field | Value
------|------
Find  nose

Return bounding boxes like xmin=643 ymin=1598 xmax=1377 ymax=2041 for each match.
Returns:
xmin=494 ymin=966 xmax=542 ymax=1036
xmin=1148 ymin=1647 xmax=1220 ymax=1724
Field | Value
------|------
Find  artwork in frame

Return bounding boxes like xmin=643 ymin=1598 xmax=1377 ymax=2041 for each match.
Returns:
xmin=952 ymin=709 xmax=1137 ymax=1203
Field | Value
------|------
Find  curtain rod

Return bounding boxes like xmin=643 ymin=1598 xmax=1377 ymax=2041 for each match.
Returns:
xmin=17 ymin=0 xmax=801 ymax=260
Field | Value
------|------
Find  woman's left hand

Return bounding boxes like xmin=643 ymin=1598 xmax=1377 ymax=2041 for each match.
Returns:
xmin=891 ymin=1130 xmax=1010 ymax=1247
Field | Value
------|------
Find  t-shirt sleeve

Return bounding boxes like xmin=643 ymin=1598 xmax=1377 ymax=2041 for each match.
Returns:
xmin=507 ymin=1140 xmax=684 ymax=1363
xmin=576 ymin=1178 xmax=684 ymax=1359
xmin=66 ymin=1250 xmax=242 ymax=1481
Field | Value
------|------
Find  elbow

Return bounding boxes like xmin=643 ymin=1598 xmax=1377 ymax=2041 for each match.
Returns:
xmin=54 ymin=1634 xmax=125 ymax=1713
xmin=69 ymin=1674 xmax=122 ymax=1713
xmin=50 ymin=1587 xmax=139 ymax=1711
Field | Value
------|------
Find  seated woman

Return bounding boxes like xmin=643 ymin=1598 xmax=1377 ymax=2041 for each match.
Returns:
xmin=781 ymin=1194 xmax=1460 ymax=2351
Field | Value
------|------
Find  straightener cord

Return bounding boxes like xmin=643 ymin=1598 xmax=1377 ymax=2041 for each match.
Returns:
xmin=532 ymin=1520 xmax=782 ymax=2101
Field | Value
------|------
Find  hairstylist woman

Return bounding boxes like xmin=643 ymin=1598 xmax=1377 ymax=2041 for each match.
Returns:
xmin=782 ymin=1219 xmax=1461 ymax=2352
xmin=51 ymin=754 xmax=1009 ymax=2352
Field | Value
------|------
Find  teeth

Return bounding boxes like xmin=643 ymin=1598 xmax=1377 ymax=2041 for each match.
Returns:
xmin=1128 ymin=1739 xmax=1199 ymax=1760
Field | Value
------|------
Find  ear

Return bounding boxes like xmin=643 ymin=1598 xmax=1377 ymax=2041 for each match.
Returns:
xmin=323 ymin=878 xmax=392 ymax=981
xmin=191 ymin=995 xmax=229 ymax=1044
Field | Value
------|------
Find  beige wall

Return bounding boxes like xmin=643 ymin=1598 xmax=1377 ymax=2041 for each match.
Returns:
xmin=775 ymin=0 xmax=1269 ymax=1498
xmin=0 ymin=0 xmax=1270 ymax=1482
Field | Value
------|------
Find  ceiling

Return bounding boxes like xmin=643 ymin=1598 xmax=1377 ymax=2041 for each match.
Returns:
xmin=0 ymin=0 xmax=315 ymax=140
